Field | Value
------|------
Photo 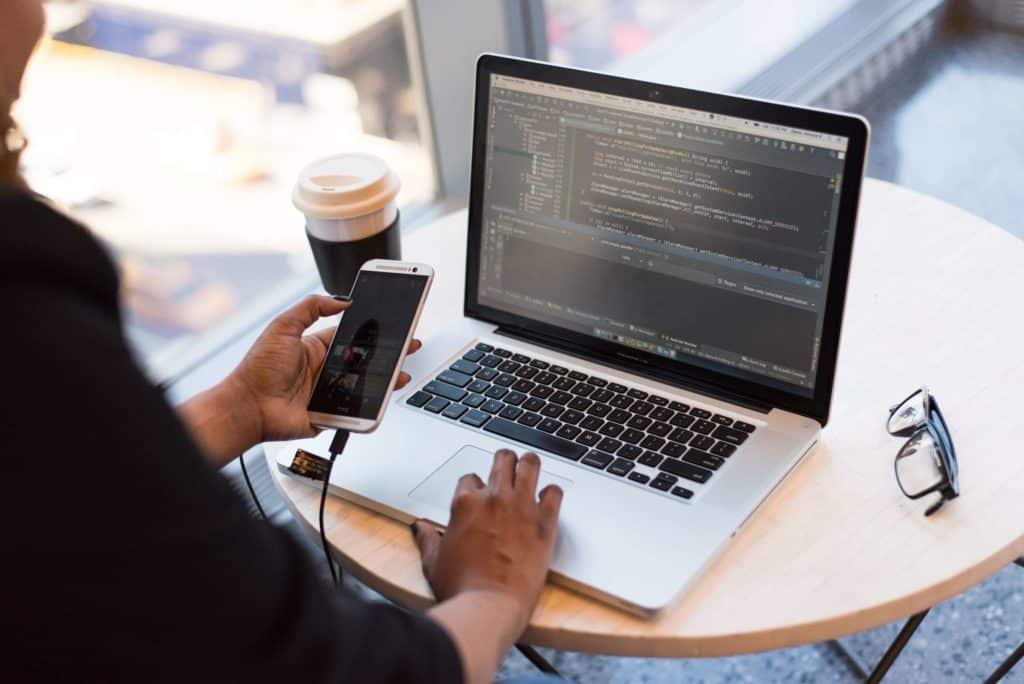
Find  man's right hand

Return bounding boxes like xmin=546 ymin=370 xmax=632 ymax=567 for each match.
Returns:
xmin=413 ymin=449 xmax=563 ymax=637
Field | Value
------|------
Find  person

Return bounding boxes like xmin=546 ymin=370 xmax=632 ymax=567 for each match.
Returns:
xmin=0 ymin=2 xmax=563 ymax=682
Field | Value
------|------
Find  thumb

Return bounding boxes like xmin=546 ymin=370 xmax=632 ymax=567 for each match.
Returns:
xmin=412 ymin=519 xmax=443 ymax=577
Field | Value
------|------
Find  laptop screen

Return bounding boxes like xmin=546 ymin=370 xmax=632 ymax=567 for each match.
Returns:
xmin=474 ymin=73 xmax=851 ymax=398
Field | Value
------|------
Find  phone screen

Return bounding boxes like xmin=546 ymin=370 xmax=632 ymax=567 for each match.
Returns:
xmin=308 ymin=270 xmax=429 ymax=420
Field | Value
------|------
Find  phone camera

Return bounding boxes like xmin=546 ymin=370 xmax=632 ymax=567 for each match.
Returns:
xmin=412 ymin=267 xmax=418 ymax=273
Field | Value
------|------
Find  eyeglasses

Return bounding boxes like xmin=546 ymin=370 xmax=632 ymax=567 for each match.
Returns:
xmin=887 ymin=387 xmax=958 ymax=516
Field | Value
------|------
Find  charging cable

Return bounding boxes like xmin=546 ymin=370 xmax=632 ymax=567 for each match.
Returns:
xmin=239 ymin=451 xmax=268 ymax=521
xmin=321 ymin=430 xmax=350 ymax=586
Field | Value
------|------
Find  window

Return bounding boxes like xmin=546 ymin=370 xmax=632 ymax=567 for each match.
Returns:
xmin=17 ymin=0 xmax=433 ymax=381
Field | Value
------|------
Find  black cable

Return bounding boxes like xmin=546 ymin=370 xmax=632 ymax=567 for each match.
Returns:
xmin=321 ymin=430 xmax=350 ymax=586
xmin=239 ymin=451 xmax=268 ymax=521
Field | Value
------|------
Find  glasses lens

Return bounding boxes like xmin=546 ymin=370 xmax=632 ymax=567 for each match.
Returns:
xmin=888 ymin=389 xmax=927 ymax=434
xmin=895 ymin=429 xmax=946 ymax=497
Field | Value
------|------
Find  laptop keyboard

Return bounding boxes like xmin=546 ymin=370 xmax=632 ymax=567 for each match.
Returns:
xmin=405 ymin=342 xmax=758 ymax=502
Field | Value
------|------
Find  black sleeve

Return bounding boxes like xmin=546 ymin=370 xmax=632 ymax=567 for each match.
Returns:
xmin=0 ymin=224 xmax=462 ymax=683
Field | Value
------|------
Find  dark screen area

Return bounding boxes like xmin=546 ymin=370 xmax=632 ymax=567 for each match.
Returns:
xmin=308 ymin=271 xmax=427 ymax=419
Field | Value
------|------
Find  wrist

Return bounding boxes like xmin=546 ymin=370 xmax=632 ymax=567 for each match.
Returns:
xmin=178 ymin=375 xmax=264 ymax=467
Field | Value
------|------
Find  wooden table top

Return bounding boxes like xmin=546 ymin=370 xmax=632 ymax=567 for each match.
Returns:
xmin=267 ymin=178 xmax=1024 ymax=657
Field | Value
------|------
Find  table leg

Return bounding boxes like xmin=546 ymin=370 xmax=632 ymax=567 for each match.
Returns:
xmin=864 ymin=609 xmax=930 ymax=684
xmin=515 ymin=644 xmax=562 ymax=676
xmin=828 ymin=638 xmax=870 ymax=679
xmin=984 ymin=640 xmax=1024 ymax=684
xmin=1014 ymin=556 xmax=1024 ymax=569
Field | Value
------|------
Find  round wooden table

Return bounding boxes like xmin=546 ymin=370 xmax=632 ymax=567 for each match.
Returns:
xmin=267 ymin=178 xmax=1024 ymax=659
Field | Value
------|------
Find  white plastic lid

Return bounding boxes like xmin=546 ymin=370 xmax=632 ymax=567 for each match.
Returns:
xmin=292 ymin=153 xmax=401 ymax=220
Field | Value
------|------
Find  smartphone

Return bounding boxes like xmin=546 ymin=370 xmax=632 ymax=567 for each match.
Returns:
xmin=307 ymin=260 xmax=433 ymax=432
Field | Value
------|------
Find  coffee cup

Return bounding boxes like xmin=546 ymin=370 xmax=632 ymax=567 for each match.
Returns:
xmin=293 ymin=153 xmax=402 ymax=295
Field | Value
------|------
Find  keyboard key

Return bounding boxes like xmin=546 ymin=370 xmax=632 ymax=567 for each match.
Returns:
xmin=556 ymin=425 xmax=581 ymax=440
xmin=712 ymin=426 xmax=750 ymax=446
xmin=649 ymin=422 xmax=672 ymax=438
xmin=530 ymin=385 xmax=553 ymax=399
xmin=576 ymin=431 xmax=600 ymax=447
xmin=591 ymin=388 xmax=614 ymax=403
xmin=540 ymin=404 xmax=565 ymax=419
xmin=607 ymin=409 xmax=630 ymax=424
xmin=683 ymin=449 xmax=725 ymax=471
xmin=494 ymin=373 xmax=516 ymax=387
xmin=483 ymin=418 xmax=587 ymax=460
xmin=474 ymin=342 xmax=494 ymax=352
xmin=671 ymin=486 xmax=694 ymax=500
xmin=711 ymin=414 xmax=734 ymax=426
xmin=711 ymin=442 xmax=737 ymax=458
xmin=638 ymin=451 xmax=663 ymax=467
xmin=512 ymin=379 xmax=536 ymax=393
xmin=467 ymin=379 xmax=490 ymax=394
xmin=499 ymin=405 xmax=524 ymax=421
xmin=553 ymin=377 xmax=576 ymax=391
xmin=438 ymin=369 xmax=473 ymax=388
xmin=535 ymin=372 xmax=557 ymax=385
xmin=670 ymin=413 xmax=695 ymax=428
xmin=620 ymin=428 xmax=645 ymax=445
xmin=610 ymin=394 xmax=634 ymax=410
xmin=480 ymin=355 xmax=502 ymax=368
xmin=661 ymin=441 xmax=686 ymax=458
xmin=608 ymin=459 xmax=635 ymax=476
xmin=560 ymin=409 xmax=584 ymax=425
xmin=589 ymin=403 xmax=611 ymax=418
xmin=450 ymin=359 xmax=481 ymax=376
xmin=580 ymin=416 xmax=604 ymax=431
xmin=599 ymin=422 xmax=624 ymax=438
xmin=407 ymin=391 xmax=431 ymax=407
xmin=669 ymin=401 xmax=690 ymax=412
xmin=493 ymin=348 xmax=512 ymax=358
xmin=669 ymin=428 xmax=694 ymax=444
xmin=628 ymin=472 xmax=651 ymax=485
xmin=530 ymin=359 xmax=550 ymax=369
xmin=425 ymin=397 xmax=450 ymax=413
xmin=512 ymin=353 xmax=531 ymax=364
xmin=569 ymin=370 xmax=588 ymax=381
xmin=628 ymin=388 xmax=649 ymax=400
xmin=734 ymin=421 xmax=757 ymax=433
xmin=571 ymin=383 xmax=595 ymax=398
xmin=582 ymin=451 xmax=613 ymax=470
xmin=425 ymin=381 xmax=467 ymax=402
xmin=640 ymin=435 xmax=666 ymax=451
xmin=648 ymin=395 xmax=668 ymax=406
xmin=516 ymin=366 xmax=538 ymax=379
xmin=692 ymin=419 xmax=716 ymax=435
xmin=659 ymin=458 xmax=713 ymax=484
xmin=481 ymin=399 xmax=504 ymax=414
xmin=518 ymin=412 xmax=542 ymax=427
xmin=485 ymin=385 xmax=509 ymax=400
xmin=537 ymin=418 xmax=561 ymax=433
xmin=550 ymin=391 xmax=573 ymax=405
xmin=461 ymin=409 xmax=491 ymax=428
xmin=498 ymin=360 xmax=521 ymax=374
xmin=618 ymin=445 xmax=643 ymax=461
xmin=477 ymin=368 xmax=499 ymax=381
xmin=463 ymin=349 xmax=485 ymax=362
xmin=650 ymin=476 xmax=674 ymax=491
xmin=442 ymin=403 xmax=468 ymax=419
xmin=549 ymin=365 xmax=569 ymax=375
xmin=463 ymin=394 xmax=486 ymax=408
xmin=596 ymin=437 xmax=623 ymax=454
xmin=689 ymin=407 xmax=712 ymax=419
xmin=567 ymin=397 xmax=592 ymax=411
xmin=627 ymin=415 xmax=652 ymax=431
xmin=504 ymin=391 xmax=527 ymax=406
xmin=632 ymin=401 xmax=654 ymax=416
xmin=608 ymin=382 xmax=628 ymax=393
xmin=523 ymin=397 xmax=545 ymax=412
xmin=650 ymin=407 xmax=674 ymax=422
xmin=690 ymin=435 xmax=715 ymax=451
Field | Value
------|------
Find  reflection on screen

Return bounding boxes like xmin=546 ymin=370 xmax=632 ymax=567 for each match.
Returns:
xmin=308 ymin=271 xmax=427 ymax=419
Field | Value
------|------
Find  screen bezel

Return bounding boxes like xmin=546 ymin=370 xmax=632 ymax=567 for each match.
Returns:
xmin=464 ymin=54 xmax=868 ymax=426
xmin=308 ymin=260 xmax=433 ymax=433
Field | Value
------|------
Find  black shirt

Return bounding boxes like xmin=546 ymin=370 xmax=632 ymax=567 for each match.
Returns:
xmin=0 ymin=190 xmax=462 ymax=683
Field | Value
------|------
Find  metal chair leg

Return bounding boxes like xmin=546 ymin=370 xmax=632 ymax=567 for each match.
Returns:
xmin=864 ymin=609 xmax=930 ymax=684
xmin=984 ymin=640 xmax=1024 ymax=684
xmin=516 ymin=644 xmax=562 ymax=677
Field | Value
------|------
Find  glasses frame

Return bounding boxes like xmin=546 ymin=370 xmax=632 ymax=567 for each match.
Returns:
xmin=887 ymin=387 xmax=959 ymax=516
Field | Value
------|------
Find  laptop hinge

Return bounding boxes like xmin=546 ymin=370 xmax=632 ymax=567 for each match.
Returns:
xmin=494 ymin=325 xmax=773 ymax=415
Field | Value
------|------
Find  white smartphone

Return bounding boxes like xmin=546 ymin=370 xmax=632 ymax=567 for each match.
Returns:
xmin=307 ymin=259 xmax=434 ymax=433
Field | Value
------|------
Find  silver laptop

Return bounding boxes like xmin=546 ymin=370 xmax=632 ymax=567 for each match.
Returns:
xmin=279 ymin=55 xmax=869 ymax=617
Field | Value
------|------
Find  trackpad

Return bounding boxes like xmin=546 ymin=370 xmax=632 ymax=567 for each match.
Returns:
xmin=409 ymin=446 xmax=574 ymax=514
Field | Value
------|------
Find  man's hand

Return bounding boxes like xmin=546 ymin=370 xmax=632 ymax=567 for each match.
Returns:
xmin=179 ymin=295 xmax=421 ymax=466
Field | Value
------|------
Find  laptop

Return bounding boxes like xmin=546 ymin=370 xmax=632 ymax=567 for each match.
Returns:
xmin=278 ymin=54 xmax=868 ymax=616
